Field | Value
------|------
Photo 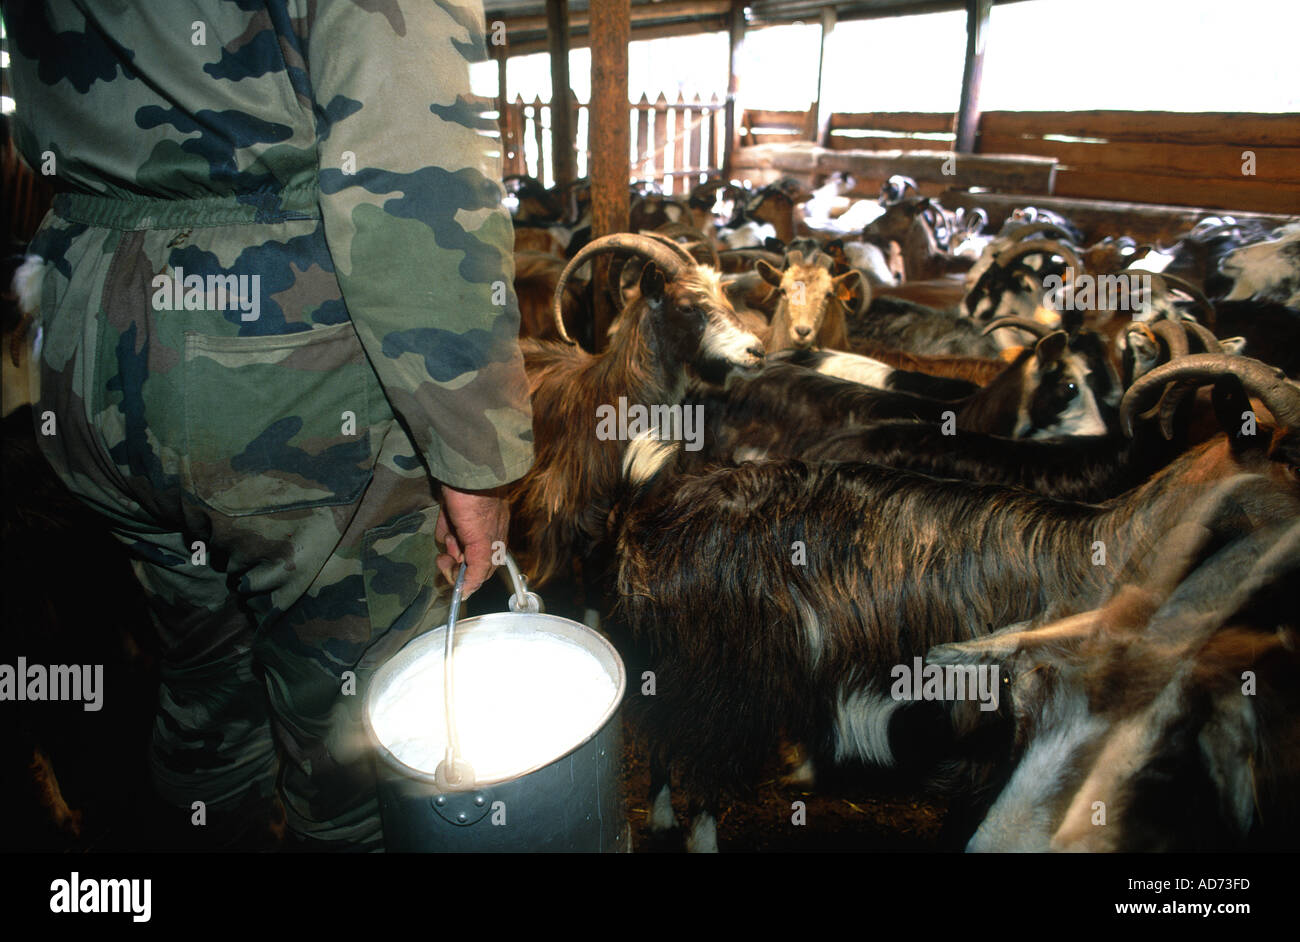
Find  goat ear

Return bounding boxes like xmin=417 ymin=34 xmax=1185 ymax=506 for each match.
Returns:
xmin=833 ymin=269 xmax=862 ymax=301
xmin=1212 ymin=375 xmax=1264 ymax=452
xmin=763 ymin=236 xmax=785 ymax=253
xmin=1034 ymin=331 xmax=1068 ymax=367
xmin=640 ymin=263 xmax=667 ymax=302
xmin=756 ymin=259 xmax=783 ymax=287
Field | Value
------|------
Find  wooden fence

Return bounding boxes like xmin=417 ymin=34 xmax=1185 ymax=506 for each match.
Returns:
xmin=736 ymin=108 xmax=1300 ymax=215
xmin=501 ymin=92 xmax=727 ymax=194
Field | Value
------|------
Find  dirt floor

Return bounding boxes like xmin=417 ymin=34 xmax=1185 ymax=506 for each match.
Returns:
xmin=617 ymin=717 xmax=950 ymax=853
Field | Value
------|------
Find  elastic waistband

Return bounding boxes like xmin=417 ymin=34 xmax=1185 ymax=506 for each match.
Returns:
xmin=52 ymin=184 xmax=321 ymax=229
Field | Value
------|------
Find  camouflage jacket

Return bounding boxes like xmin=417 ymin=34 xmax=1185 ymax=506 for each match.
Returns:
xmin=5 ymin=0 xmax=534 ymax=491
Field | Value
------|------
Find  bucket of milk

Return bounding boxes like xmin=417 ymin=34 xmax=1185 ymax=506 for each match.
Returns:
xmin=364 ymin=552 xmax=627 ymax=852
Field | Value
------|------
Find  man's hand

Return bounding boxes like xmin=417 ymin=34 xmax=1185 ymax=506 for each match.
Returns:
xmin=435 ymin=484 xmax=511 ymax=598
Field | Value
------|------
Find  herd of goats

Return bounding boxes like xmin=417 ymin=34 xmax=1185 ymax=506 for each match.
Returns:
xmin=501 ymin=171 xmax=1300 ymax=852
xmin=3 ymin=169 xmax=1298 ymax=853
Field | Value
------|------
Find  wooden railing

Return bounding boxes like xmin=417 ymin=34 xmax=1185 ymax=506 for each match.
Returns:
xmin=734 ymin=108 xmax=1300 ymax=214
xmin=501 ymin=92 xmax=727 ymax=194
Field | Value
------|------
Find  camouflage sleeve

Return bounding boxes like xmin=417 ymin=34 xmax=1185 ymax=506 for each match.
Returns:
xmin=310 ymin=0 xmax=533 ymax=491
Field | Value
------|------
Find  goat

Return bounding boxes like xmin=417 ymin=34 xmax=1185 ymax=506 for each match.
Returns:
xmin=933 ymin=512 xmax=1299 ymax=851
xmin=848 ymin=294 xmax=1007 ymax=358
xmin=1219 ymin=222 xmax=1300 ymax=308
xmin=611 ymin=354 xmax=1300 ymax=851
xmin=691 ymin=323 xmax=1110 ymax=463
xmin=508 ymin=233 xmax=764 ymax=587
xmin=752 ymin=249 xmax=863 ymax=352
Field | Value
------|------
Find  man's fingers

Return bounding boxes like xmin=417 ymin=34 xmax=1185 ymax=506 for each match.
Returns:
xmin=459 ymin=540 xmax=497 ymax=598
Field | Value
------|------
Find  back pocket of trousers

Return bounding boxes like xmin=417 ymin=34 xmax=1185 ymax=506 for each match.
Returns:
xmin=183 ymin=322 xmax=376 ymax=516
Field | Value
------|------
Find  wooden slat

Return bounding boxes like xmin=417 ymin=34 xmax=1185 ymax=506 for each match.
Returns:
xmin=634 ymin=93 xmax=651 ymax=179
xmin=711 ymin=93 xmax=724 ymax=173
xmin=673 ymin=93 xmax=687 ymax=196
xmin=731 ymin=143 xmax=1057 ymax=194
xmin=980 ymin=110 xmax=1300 ymax=148
xmin=690 ymin=94 xmax=704 ymax=186
xmin=532 ymin=97 xmax=547 ymax=183
xmin=828 ymin=112 xmax=955 ymax=134
xmin=742 ymin=109 xmax=809 ymax=130
xmin=828 ymin=135 xmax=955 ymax=153
xmin=978 ymin=136 xmax=1300 ymax=185
xmin=1051 ymin=169 xmax=1300 ymax=215
xmin=942 ymin=189 xmax=1299 ymax=245
xmin=653 ymin=92 xmax=669 ymax=190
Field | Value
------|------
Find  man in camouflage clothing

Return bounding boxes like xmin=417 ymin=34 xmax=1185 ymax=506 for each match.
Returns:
xmin=5 ymin=0 xmax=533 ymax=850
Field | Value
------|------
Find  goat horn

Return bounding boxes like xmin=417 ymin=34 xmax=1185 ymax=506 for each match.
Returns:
xmin=994 ymin=239 xmax=1087 ymax=280
xmin=648 ymin=225 xmax=721 ymax=271
xmin=1120 ymin=354 xmax=1300 ymax=438
xmin=1150 ymin=319 xmax=1190 ymax=360
xmin=641 ymin=231 xmax=701 ymax=266
xmin=552 ymin=233 xmax=693 ymax=344
xmin=1149 ymin=272 xmax=1217 ymax=327
xmin=1146 ymin=320 xmax=1226 ymax=434
xmin=997 ymin=222 xmax=1077 ymax=245
xmin=981 ymin=316 xmax=1053 ymax=339
xmin=1180 ymin=318 xmax=1223 ymax=353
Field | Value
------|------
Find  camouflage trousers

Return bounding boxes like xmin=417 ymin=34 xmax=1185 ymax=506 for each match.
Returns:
xmin=29 ymin=191 xmax=451 ymax=850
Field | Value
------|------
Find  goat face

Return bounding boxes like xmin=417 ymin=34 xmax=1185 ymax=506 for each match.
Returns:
xmin=756 ymin=254 xmax=861 ymax=351
xmin=1023 ymin=336 xmax=1108 ymax=438
xmin=1219 ymin=223 xmax=1300 ymax=308
xmin=862 ymin=196 xmax=930 ymax=246
xmin=641 ymin=263 xmax=764 ymax=381
xmin=932 ymin=512 xmax=1299 ymax=852
xmin=971 ymin=332 xmax=1109 ymax=439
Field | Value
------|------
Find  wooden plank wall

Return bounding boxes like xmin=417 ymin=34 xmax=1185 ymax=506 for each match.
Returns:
xmin=979 ymin=111 xmax=1300 ymax=214
xmin=738 ymin=108 xmax=1300 ymax=215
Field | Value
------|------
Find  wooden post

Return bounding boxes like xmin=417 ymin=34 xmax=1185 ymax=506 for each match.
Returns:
xmin=955 ymin=0 xmax=992 ymax=154
xmin=723 ymin=0 xmax=746 ymax=176
xmin=812 ymin=8 xmax=836 ymax=145
xmin=546 ymin=0 xmax=577 ymax=186
xmin=589 ymin=0 xmax=630 ymax=350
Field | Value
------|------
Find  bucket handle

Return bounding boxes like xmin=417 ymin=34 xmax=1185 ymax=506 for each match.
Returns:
xmin=501 ymin=550 xmax=543 ymax=615
xmin=432 ymin=549 xmax=542 ymax=792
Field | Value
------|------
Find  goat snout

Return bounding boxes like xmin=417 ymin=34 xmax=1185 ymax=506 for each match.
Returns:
xmin=795 ymin=325 xmax=812 ymax=339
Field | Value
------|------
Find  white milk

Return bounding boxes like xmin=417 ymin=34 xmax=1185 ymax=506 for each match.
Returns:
xmin=371 ymin=629 xmax=618 ymax=783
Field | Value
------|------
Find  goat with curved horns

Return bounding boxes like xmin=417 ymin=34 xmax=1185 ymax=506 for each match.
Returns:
xmin=509 ymin=233 xmax=764 ymax=587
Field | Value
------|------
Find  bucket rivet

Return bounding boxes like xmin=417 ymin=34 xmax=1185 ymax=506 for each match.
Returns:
xmin=475 ymin=796 xmax=486 ymax=806
xmin=457 ymin=812 xmax=468 ymax=823
xmin=435 ymin=796 xmax=446 ymax=807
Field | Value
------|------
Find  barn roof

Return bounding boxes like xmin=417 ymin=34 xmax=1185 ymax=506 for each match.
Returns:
xmin=486 ymin=0 xmax=1036 ymax=53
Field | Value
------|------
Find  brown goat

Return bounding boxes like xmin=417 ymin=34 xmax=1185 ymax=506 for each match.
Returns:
xmin=508 ymin=234 xmax=764 ymax=587
xmin=754 ymin=250 xmax=863 ymax=352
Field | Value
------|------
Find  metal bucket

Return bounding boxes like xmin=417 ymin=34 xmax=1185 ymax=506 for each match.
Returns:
xmin=364 ymin=558 xmax=627 ymax=852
